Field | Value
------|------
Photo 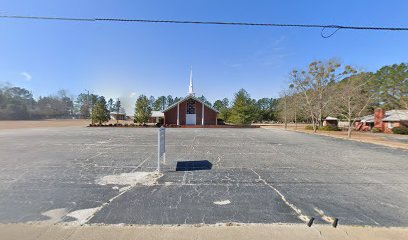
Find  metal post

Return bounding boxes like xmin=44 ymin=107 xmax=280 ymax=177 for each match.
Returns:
xmin=177 ymin=103 xmax=180 ymax=125
xmin=116 ymin=98 xmax=120 ymax=124
xmin=157 ymin=127 xmax=166 ymax=172
xmin=157 ymin=128 xmax=160 ymax=172
xmin=163 ymin=129 xmax=166 ymax=164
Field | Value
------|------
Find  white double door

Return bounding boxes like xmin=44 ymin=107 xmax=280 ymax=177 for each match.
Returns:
xmin=186 ymin=114 xmax=196 ymax=125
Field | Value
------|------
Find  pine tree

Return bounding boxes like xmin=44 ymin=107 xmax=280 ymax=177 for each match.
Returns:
xmin=134 ymin=95 xmax=152 ymax=124
xmin=91 ymin=96 xmax=110 ymax=124
xmin=229 ymin=89 xmax=256 ymax=124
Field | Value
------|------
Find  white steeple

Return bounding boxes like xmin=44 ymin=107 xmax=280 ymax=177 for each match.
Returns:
xmin=189 ymin=66 xmax=195 ymax=96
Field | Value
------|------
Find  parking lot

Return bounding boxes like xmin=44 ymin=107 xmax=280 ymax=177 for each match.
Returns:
xmin=0 ymin=127 xmax=407 ymax=226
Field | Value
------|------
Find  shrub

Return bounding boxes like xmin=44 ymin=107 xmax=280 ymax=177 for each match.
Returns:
xmin=372 ymin=127 xmax=382 ymax=133
xmin=392 ymin=126 xmax=408 ymax=135
xmin=305 ymin=125 xmax=315 ymax=130
xmin=320 ymin=125 xmax=341 ymax=131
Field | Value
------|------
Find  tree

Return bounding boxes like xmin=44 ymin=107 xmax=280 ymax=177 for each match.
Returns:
xmin=229 ymin=89 xmax=256 ymax=124
xmin=166 ymin=95 xmax=174 ymax=107
xmin=372 ymin=63 xmax=408 ymax=110
xmin=332 ymin=73 xmax=375 ymax=138
xmin=213 ymin=98 xmax=231 ymax=122
xmin=91 ymin=96 xmax=110 ymax=124
xmin=154 ymin=96 xmax=167 ymax=110
xmin=114 ymin=99 xmax=121 ymax=123
xmin=290 ymin=59 xmax=356 ymax=132
xmin=75 ymin=92 xmax=98 ymax=119
xmin=198 ymin=95 xmax=212 ymax=106
xmin=149 ymin=96 xmax=156 ymax=109
xmin=174 ymin=97 xmax=182 ymax=103
xmin=255 ymin=97 xmax=278 ymax=122
xmin=0 ymin=86 xmax=35 ymax=119
xmin=134 ymin=95 xmax=152 ymax=124
xmin=107 ymin=98 xmax=114 ymax=112
xmin=213 ymin=98 xmax=228 ymax=111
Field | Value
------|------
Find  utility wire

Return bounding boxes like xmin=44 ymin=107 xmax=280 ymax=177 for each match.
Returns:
xmin=1 ymin=15 xmax=408 ymax=38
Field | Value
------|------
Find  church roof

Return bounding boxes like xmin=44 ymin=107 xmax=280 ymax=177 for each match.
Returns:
xmin=162 ymin=94 xmax=219 ymax=113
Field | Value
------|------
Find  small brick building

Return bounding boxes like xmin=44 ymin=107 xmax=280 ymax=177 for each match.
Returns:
xmin=162 ymin=69 xmax=219 ymax=126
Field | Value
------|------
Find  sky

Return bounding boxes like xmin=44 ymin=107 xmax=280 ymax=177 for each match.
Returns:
xmin=1 ymin=0 xmax=408 ymax=114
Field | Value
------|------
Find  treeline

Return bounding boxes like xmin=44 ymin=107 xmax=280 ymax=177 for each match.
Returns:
xmin=2 ymin=61 xmax=406 ymax=127
xmin=146 ymin=95 xmax=212 ymax=111
xmin=0 ymin=85 xmax=127 ymax=120
xmin=277 ymin=60 xmax=408 ymax=137
xmin=0 ymin=86 xmax=74 ymax=120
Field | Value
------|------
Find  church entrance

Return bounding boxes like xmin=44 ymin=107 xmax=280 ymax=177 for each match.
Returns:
xmin=186 ymin=99 xmax=196 ymax=125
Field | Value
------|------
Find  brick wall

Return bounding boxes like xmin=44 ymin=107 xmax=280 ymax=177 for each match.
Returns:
xmin=196 ymin=101 xmax=203 ymax=125
xmin=164 ymin=99 xmax=218 ymax=126
xmin=383 ymin=121 xmax=400 ymax=133
xmin=374 ymin=108 xmax=386 ymax=131
xmin=204 ymin=105 xmax=218 ymax=125
xmin=164 ymin=106 xmax=177 ymax=125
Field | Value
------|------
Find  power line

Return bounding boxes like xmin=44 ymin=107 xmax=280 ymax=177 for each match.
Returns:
xmin=1 ymin=15 xmax=408 ymax=38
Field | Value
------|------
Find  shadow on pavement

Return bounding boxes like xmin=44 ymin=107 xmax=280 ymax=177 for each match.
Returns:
xmin=176 ymin=160 xmax=212 ymax=171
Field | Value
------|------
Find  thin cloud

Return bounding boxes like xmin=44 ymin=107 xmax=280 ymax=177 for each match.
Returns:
xmin=129 ymin=92 xmax=137 ymax=98
xmin=274 ymin=35 xmax=286 ymax=45
xmin=20 ymin=72 xmax=32 ymax=81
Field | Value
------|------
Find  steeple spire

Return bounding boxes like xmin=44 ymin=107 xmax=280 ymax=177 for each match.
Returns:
xmin=189 ymin=66 xmax=195 ymax=96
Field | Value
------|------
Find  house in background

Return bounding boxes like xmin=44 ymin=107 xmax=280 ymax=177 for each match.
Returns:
xmin=356 ymin=108 xmax=408 ymax=133
xmin=110 ymin=112 xmax=126 ymax=121
xmin=380 ymin=109 xmax=408 ymax=133
xmin=148 ymin=111 xmax=164 ymax=124
xmin=323 ymin=116 xmax=339 ymax=127
xmin=162 ymin=69 xmax=219 ymax=126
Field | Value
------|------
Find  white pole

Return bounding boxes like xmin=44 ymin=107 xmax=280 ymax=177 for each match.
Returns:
xmin=157 ymin=128 xmax=160 ymax=172
xmin=177 ymin=103 xmax=180 ymax=125
xmin=202 ymin=103 xmax=204 ymax=126
xmin=163 ymin=127 xmax=166 ymax=164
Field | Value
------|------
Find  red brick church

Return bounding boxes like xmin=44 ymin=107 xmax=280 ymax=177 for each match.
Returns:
xmin=163 ymin=69 xmax=219 ymax=126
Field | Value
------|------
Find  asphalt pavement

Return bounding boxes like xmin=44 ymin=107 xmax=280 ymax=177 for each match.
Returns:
xmin=0 ymin=127 xmax=407 ymax=226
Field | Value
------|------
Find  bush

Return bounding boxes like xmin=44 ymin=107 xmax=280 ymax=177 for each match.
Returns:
xmin=305 ymin=125 xmax=340 ymax=131
xmin=392 ymin=126 xmax=408 ymax=135
xmin=372 ymin=127 xmax=382 ymax=133
xmin=305 ymin=125 xmax=315 ymax=130
xmin=320 ymin=125 xmax=341 ymax=131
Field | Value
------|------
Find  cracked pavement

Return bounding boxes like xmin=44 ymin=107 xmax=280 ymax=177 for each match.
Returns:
xmin=0 ymin=127 xmax=407 ymax=226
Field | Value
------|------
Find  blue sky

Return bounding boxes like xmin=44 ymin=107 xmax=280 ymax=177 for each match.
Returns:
xmin=1 ymin=0 xmax=408 ymax=113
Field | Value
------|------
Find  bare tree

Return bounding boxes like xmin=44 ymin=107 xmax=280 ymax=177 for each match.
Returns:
xmin=332 ymin=73 xmax=375 ymax=138
xmin=290 ymin=59 xmax=356 ymax=132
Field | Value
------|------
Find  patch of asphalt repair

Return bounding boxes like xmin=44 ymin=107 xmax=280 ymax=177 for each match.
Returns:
xmin=65 ymin=171 xmax=162 ymax=225
xmin=0 ymin=127 xmax=407 ymax=226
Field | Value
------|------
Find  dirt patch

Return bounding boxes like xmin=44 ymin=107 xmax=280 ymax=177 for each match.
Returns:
xmin=96 ymin=171 xmax=162 ymax=189
xmin=0 ymin=120 xmax=90 ymax=130
xmin=0 ymin=119 xmax=139 ymax=130
xmin=262 ymin=125 xmax=408 ymax=150
xmin=1 ymin=223 xmax=407 ymax=240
